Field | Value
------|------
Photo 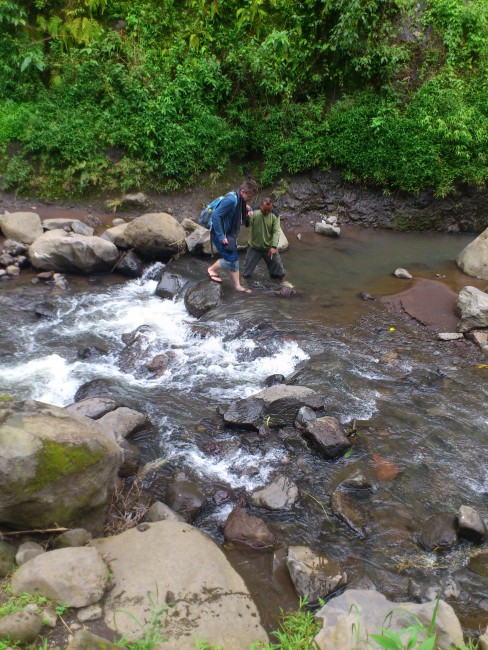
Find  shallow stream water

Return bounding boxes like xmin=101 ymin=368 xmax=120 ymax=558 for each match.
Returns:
xmin=1 ymin=226 xmax=487 ymax=637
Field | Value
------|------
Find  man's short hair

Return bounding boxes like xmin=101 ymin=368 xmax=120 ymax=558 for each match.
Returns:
xmin=261 ymin=196 xmax=273 ymax=206
xmin=240 ymin=179 xmax=259 ymax=197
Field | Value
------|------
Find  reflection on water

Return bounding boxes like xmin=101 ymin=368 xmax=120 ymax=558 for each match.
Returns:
xmin=1 ymin=227 xmax=487 ymax=635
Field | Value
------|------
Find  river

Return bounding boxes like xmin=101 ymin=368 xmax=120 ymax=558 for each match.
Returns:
xmin=1 ymin=225 xmax=487 ymax=637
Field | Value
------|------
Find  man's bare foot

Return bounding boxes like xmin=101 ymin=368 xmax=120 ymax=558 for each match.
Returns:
xmin=235 ymin=286 xmax=252 ymax=294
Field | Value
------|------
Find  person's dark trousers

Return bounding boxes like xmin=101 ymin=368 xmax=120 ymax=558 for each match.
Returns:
xmin=243 ymin=246 xmax=285 ymax=279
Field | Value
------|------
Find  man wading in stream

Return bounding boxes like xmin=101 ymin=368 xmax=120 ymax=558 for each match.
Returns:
xmin=243 ymin=197 xmax=293 ymax=290
xmin=206 ymin=179 xmax=258 ymax=293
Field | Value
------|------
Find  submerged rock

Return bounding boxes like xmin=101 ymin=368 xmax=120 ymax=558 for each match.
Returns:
xmin=224 ymin=506 xmax=276 ymax=550
xmin=251 ymin=476 xmax=299 ymax=510
xmin=417 ymin=513 xmax=458 ymax=551
xmin=286 ymin=545 xmax=347 ymax=603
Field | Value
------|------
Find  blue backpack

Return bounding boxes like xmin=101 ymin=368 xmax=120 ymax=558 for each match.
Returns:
xmin=199 ymin=192 xmax=237 ymax=230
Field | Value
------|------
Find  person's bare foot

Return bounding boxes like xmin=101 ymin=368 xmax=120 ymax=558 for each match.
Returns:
xmin=235 ymin=286 xmax=252 ymax=294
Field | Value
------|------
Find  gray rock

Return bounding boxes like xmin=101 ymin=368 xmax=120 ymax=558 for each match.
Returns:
xmin=15 ymin=541 xmax=45 ymax=566
xmin=66 ymin=629 xmax=121 ymax=650
xmin=303 ymin=416 xmax=351 ymax=459
xmin=330 ymin=491 xmax=370 ymax=538
xmin=65 ymin=397 xmax=119 ymax=420
xmin=286 ymin=545 xmax=347 ymax=603
xmin=251 ymin=476 xmax=299 ymax=510
xmin=165 ymin=478 xmax=206 ymax=520
xmin=53 ymin=528 xmax=93 ymax=549
xmin=456 ymin=285 xmax=488 ymax=332
xmin=184 ymin=280 xmax=222 ymax=317
xmin=3 ymin=239 xmax=28 ymax=255
xmin=314 ymin=589 xmax=464 ymax=650
xmin=115 ymin=251 xmax=144 ymax=278
xmin=124 ymin=212 xmax=186 ymax=260
xmin=0 ymin=399 xmax=122 ymax=532
xmin=417 ymin=513 xmax=458 ymax=551
xmin=6 ymin=264 xmax=20 ymax=276
xmin=156 ymin=272 xmax=187 ymax=299
xmin=101 ymin=222 xmax=130 ymax=248
xmin=0 ymin=607 xmax=43 ymax=643
xmin=29 ymin=231 xmax=119 ymax=274
xmin=456 ymin=227 xmax=488 ymax=280
xmin=97 ymin=407 xmax=150 ymax=443
xmin=92 ymin=521 xmax=268 ymax=649
xmin=437 ymin=332 xmax=464 ymax=341
xmin=43 ymin=218 xmax=78 ymax=231
xmin=0 ymin=212 xmax=43 ymax=244
xmin=224 ymin=506 xmax=277 ymax=550
xmin=315 ymin=221 xmax=340 ymax=237
xmin=71 ymin=221 xmax=94 ymax=237
xmin=295 ymin=405 xmax=317 ymax=430
xmin=457 ymin=505 xmax=486 ymax=543
xmin=146 ymin=501 xmax=185 ymax=522
xmin=76 ymin=604 xmax=102 ymax=622
xmin=466 ymin=329 xmax=488 ymax=348
xmin=394 ymin=268 xmax=413 ymax=279
xmin=223 ymin=397 xmax=265 ymax=430
xmin=11 ymin=546 xmax=109 ymax=608
xmin=122 ymin=192 xmax=149 ymax=208
xmin=185 ymin=224 xmax=212 ymax=256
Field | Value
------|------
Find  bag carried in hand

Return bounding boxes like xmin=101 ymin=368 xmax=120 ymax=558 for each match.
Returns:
xmin=198 ymin=191 xmax=238 ymax=230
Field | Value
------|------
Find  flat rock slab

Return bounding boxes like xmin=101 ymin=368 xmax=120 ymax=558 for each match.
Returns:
xmin=382 ymin=278 xmax=458 ymax=330
xmin=92 ymin=521 xmax=268 ymax=650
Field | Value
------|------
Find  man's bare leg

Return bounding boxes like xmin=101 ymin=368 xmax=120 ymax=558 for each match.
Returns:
xmin=207 ymin=259 xmax=223 ymax=282
xmin=230 ymin=270 xmax=252 ymax=293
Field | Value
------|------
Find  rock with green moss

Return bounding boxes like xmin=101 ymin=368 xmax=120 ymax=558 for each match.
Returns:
xmin=0 ymin=399 xmax=122 ymax=532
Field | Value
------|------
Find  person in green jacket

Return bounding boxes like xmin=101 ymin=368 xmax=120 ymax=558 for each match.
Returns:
xmin=242 ymin=197 xmax=293 ymax=288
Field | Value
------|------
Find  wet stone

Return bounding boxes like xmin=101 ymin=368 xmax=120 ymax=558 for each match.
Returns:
xmin=417 ymin=513 xmax=458 ymax=552
xmin=251 ymin=476 xmax=299 ymax=510
xmin=457 ymin=505 xmax=486 ymax=543
xmin=331 ymin=491 xmax=371 ymax=538
xmin=223 ymin=506 xmax=276 ymax=551
xmin=303 ymin=416 xmax=350 ymax=459
xmin=223 ymin=397 xmax=265 ymax=430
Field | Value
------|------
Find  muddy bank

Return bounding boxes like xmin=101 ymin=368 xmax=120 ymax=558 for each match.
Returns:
xmin=1 ymin=168 xmax=487 ymax=234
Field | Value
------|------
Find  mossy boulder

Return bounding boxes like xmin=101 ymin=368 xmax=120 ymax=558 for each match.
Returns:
xmin=0 ymin=399 xmax=122 ymax=532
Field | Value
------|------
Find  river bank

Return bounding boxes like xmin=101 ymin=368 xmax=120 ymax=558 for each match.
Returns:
xmin=1 ymin=167 xmax=487 ymax=236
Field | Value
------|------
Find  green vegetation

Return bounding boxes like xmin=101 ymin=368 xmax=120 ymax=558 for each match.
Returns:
xmin=0 ymin=0 xmax=486 ymax=198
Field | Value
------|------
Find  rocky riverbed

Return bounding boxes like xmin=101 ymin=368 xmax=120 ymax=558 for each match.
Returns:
xmin=1 ymin=175 xmax=488 ymax=650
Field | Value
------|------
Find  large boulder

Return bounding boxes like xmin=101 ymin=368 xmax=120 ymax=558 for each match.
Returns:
xmin=124 ymin=212 xmax=186 ymax=260
xmin=92 ymin=521 xmax=268 ymax=650
xmin=100 ymin=222 xmax=130 ymax=249
xmin=456 ymin=228 xmax=488 ymax=280
xmin=0 ymin=212 xmax=43 ymax=244
xmin=314 ymin=589 xmax=464 ymax=650
xmin=0 ymin=400 xmax=122 ymax=531
xmin=11 ymin=547 xmax=108 ymax=607
xmin=456 ymin=286 xmax=488 ymax=332
xmin=29 ymin=230 xmax=119 ymax=273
